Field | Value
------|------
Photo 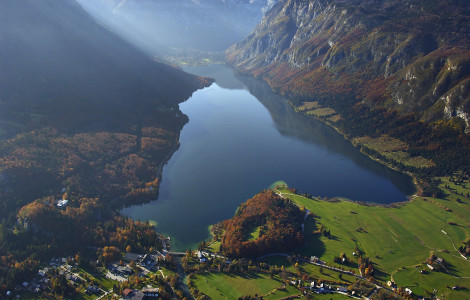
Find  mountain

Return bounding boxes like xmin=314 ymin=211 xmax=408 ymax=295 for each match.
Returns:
xmin=75 ymin=0 xmax=278 ymax=54
xmin=228 ymin=0 xmax=470 ymax=131
xmin=0 ymin=0 xmax=206 ymax=118
xmin=0 ymin=0 xmax=211 ymax=219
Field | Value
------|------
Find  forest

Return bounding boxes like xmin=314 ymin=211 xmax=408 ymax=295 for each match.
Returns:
xmin=0 ymin=0 xmax=213 ymax=291
xmin=220 ymin=190 xmax=304 ymax=258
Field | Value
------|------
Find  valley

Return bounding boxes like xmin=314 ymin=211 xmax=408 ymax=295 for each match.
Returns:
xmin=0 ymin=0 xmax=469 ymax=299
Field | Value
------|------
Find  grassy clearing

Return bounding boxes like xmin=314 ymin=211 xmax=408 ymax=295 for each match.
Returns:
xmin=192 ymin=272 xmax=293 ymax=299
xmin=276 ymin=179 xmax=470 ymax=298
xmin=208 ymin=240 xmax=221 ymax=253
xmin=248 ymin=226 xmax=262 ymax=241
xmin=296 ymin=101 xmax=321 ymax=112
xmin=160 ymin=266 xmax=176 ymax=278
xmin=261 ymin=256 xmax=296 ymax=273
xmin=264 ymin=285 xmax=300 ymax=300
xmin=261 ymin=256 xmax=356 ymax=284
xmin=352 ymin=135 xmax=434 ymax=168
xmin=327 ymin=114 xmax=342 ymax=123
xmin=306 ymin=108 xmax=336 ymax=117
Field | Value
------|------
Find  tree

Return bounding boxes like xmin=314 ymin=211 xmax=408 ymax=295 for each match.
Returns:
xmin=126 ymin=245 xmax=132 ymax=253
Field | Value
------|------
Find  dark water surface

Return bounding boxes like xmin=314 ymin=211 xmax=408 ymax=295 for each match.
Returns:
xmin=122 ymin=64 xmax=415 ymax=251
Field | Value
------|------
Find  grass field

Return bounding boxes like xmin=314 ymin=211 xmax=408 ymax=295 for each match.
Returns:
xmin=208 ymin=240 xmax=221 ymax=253
xmin=260 ymin=256 xmax=357 ymax=284
xmin=275 ymin=178 xmax=470 ymax=299
xmin=192 ymin=272 xmax=299 ymax=299
xmin=352 ymin=135 xmax=434 ymax=168
xmin=306 ymin=108 xmax=336 ymax=117
xmin=248 ymin=226 xmax=262 ymax=241
xmin=296 ymin=101 xmax=321 ymax=112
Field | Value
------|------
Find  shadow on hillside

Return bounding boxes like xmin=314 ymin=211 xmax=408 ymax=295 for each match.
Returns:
xmin=295 ymin=217 xmax=326 ymax=258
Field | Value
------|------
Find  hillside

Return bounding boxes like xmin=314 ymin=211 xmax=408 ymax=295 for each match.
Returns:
xmin=228 ymin=0 xmax=470 ymax=174
xmin=0 ymin=0 xmax=211 ymax=285
xmin=219 ymin=190 xmax=304 ymax=258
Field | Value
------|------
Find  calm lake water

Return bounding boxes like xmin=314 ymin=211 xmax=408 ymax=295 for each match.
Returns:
xmin=122 ymin=64 xmax=415 ymax=251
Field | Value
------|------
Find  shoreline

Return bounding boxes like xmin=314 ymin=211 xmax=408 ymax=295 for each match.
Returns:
xmin=228 ymin=64 xmax=421 ymax=202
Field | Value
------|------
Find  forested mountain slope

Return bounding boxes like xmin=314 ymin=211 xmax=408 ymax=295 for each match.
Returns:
xmin=0 ymin=0 xmax=210 ymax=227
xmin=228 ymin=0 xmax=470 ymax=174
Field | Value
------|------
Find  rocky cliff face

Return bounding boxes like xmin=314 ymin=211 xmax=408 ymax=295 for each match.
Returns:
xmin=228 ymin=0 xmax=470 ymax=130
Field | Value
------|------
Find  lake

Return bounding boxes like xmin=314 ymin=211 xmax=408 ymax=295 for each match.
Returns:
xmin=122 ymin=64 xmax=415 ymax=251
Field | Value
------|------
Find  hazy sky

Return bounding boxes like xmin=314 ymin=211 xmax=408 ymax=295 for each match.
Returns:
xmin=75 ymin=0 xmax=276 ymax=55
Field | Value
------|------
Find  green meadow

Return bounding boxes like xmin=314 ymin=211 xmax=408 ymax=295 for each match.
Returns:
xmin=192 ymin=272 xmax=299 ymax=299
xmin=275 ymin=176 xmax=470 ymax=298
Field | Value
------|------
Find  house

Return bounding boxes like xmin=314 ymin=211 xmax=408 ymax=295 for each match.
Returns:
xmin=387 ymin=280 xmax=397 ymax=288
xmin=143 ymin=287 xmax=159 ymax=298
xmin=436 ymin=257 xmax=444 ymax=264
xmin=123 ymin=289 xmax=134 ymax=298
xmin=337 ymin=286 xmax=348 ymax=293
xmin=197 ymin=251 xmax=207 ymax=262
xmin=123 ymin=289 xmax=145 ymax=300
xmin=427 ymin=264 xmax=434 ymax=270
xmin=57 ymin=199 xmax=69 ymax=208
xmin=85 ymin=285 xmax=100 ymax=295
xmin=117 ymin=265 xmax=133 ymax=276
xmin=140 ymin=254 xmax=156 ymax=268
xmin=22 ymin=282 xmax=29 ymax=288
xmin=310 ymin=281 xmax=315 ymax=289
xmin=310 ymin=256 xmax=319 ymax=263
xmin=405 ymin=288 xmax=413 ymax=295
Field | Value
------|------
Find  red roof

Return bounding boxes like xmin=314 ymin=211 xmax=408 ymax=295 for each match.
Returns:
xmin=123 ymin=288 xmax=133 ymax=296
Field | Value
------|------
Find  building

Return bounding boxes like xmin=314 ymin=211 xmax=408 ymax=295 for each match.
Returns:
xmin=117 ymin=265 xmax=133 ymax=276
xmin=57 ymin=199 xmax=69 ymax=208
xmin=310 ymin=281 xmax=315 ymax=289
xmin=143 ymin=287 xmax=159 ymax=298
xmin=197 ymin=251 xmax=207 ymax=262
xmin=123 ymin=289 xmax=134 ymax=298
xmin=122 ymin=288 xmax=145 ymax=300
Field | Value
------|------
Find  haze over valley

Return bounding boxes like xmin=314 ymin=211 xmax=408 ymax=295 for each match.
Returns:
xmin=0 ymin=1 xmax=469 ymax=299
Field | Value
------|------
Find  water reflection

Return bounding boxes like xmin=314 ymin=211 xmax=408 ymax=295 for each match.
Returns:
xmin=237 ymin=74 xmax=415 ymax=195
xmin=123 ymin=64 xmax=415 ymax=251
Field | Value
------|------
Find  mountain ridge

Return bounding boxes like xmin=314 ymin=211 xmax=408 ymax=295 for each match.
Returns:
xmin=227 ymin=0 xmax=470 ymax=130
